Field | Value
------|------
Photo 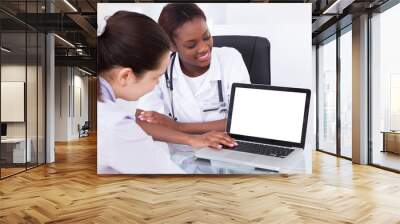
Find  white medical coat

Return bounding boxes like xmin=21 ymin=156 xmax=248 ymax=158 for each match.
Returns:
xmin=137 ymin=47 xmax=251 ymax=168
xmin=97 ymin=78 xmax=184 ymax=174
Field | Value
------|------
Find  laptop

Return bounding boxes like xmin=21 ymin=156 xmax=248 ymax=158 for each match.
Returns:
xmin=195 ymin=83 xmax=311 ymax=172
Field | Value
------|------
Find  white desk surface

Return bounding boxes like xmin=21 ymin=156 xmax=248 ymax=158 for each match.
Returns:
xmin=194 ymin=150 xmax=305 ymax=174
xmin=1 ymin=138 xmax=26 ymax=144
xmin=97 ymin=142 xmax=312 ymax=175
xmin=195 ymin=143 xmax=313 ymax=174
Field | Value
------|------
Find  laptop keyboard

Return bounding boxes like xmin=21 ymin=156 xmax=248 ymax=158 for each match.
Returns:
xmin=227 ymin=141 xmax=294 ymax=158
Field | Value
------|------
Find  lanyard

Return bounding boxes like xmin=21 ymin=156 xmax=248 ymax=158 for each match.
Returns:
xmin=165 ymin=53 xmax=227 ymax=119
xmin=165 ymin=53 xmax=177 ymax=121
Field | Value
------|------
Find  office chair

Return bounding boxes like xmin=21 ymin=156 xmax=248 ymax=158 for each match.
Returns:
xmin=79 ymin=121 xmax=90 ymax=138
xmin=213 ymin=35 xmax=271 ymax=85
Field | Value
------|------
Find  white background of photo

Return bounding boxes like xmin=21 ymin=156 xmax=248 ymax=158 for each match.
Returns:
xmin=98 ymin=3 xmax=313 ymax=173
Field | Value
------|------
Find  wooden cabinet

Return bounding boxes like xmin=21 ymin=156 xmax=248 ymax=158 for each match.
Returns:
xmin=382 ymin=131 xmax=400 ymax=154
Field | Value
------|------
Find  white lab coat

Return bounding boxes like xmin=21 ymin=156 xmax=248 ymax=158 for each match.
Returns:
xmin=97 ymin=78 xmax=184 ymax=174
xmin=137 ymin=47 xmax=251 ymax=171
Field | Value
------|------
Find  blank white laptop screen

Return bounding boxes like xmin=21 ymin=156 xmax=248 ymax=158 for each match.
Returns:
xmin=229 ymin=87 xmax=307 ymax=144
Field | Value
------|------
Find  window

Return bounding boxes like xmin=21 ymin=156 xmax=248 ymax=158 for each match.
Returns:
xmin=0 ymin=1 xmax=46 ymax=179
xmin=339 ymin=29 xmax=352 ymax=158
xmin=318 ymin=37 xmax=337 ymax=155
xmin=370 ymin=3 xmax=400 ymax=171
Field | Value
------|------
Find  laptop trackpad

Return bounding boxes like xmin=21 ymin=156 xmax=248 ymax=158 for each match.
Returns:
xmin=224 ymin=150 xmax=257 ymax=162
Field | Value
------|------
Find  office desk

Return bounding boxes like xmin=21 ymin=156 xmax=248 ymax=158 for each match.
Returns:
xmin=1 ymin=138 xmax=32 ymax=164
xmin=382 ymin=131 xmax=400 ymax=154
xmin=97 ymin=142 xmax=309 ymax=174
xmin=192 ymin=149 xmax=306 ymax=174
xmin=178 ymin=143 xmax=308 ymax=174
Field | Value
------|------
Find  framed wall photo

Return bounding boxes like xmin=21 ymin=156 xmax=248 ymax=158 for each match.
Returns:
xmin=1 ymin=81 xmax=25 ymax=122
xmin=97 ymin=3 xmax=313 ymax=175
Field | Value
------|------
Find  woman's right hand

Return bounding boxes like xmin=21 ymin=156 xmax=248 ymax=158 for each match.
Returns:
xmin=188 ymin=131 xmax=238 ymax=150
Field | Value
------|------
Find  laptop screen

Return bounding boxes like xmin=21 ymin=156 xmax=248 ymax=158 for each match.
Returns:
xmin=227 ymin=84 xmax=310 ymax=148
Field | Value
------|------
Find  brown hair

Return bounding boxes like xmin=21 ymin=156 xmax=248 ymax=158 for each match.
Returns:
xmin=98 ymin=11 xmax=170 ymax=76
xmin=158 ymin=3 xmax=206 ymax=44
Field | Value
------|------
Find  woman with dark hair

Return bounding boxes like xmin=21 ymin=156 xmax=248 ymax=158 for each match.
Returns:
xmin=136 ymin=4 xmax=250 ymax=169
xmin=97 ymin=11 xmax=235 ymax=174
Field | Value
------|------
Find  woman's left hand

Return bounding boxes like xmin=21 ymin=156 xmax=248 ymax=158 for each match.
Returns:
xmin=137 ymin=111 xmax=178 ymax=130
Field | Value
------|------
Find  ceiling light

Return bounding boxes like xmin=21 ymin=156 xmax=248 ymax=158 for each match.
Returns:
xmin=322 ymin=0 xmax=355 ymax=15
xmin=63 ymin=0 xmax=78 ymax=12
xmin=1 ymin=47 xmax=11 ymax=53
xmin=78 ymin=67 xmax=93 ymax=76
xmin=54 ymin=34 xmax=75 ymax=48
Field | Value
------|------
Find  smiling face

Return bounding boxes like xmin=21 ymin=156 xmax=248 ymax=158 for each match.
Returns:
xmin=172 ymin=17 xmax=213 ymax=76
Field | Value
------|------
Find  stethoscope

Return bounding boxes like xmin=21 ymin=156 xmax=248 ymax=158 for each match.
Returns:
xmin=164 ymin=52 xmax=227 ymax=121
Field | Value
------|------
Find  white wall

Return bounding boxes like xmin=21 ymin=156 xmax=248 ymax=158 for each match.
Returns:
xmin=312 ymin=45 xmax=317 ymax=144
xmin=55 ymin=67 xmax=89 ymax=141
xmin=1 ymin=65 xmax=26 ymax=125
xmin=1 ymin=82 xmax=25 ymax=122
xmin=98 ymin=3 xmax=313 ymax=173
xmin=98 ymin=4 xmax=312 ymax=88
xmin=1 ymin=63 xmax=46 ymax=164
xmin=1 ymin=65 xmax=26 ymax=140
xmin=1 ymin=65 xmax=37 ymax=138
xmin=55 ymin=66 xmax=67 ymax=141
xmin=72 ymin=73 xmax=89 ymax=138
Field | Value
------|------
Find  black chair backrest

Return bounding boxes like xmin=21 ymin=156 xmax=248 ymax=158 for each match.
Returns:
xmin=82 ymin=121 xmax=90 ymax=129
xmin=213 ymin=35 xmax=271 ymax=85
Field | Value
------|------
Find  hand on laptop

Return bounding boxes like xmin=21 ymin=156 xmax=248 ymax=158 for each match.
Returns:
xmin=136 ymin=110 xmax=178 ymax=130
xmin=188 ymin=131 xmax=238 ymax=150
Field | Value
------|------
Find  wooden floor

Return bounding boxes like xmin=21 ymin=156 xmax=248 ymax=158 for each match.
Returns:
xmin=1 ymin=135 xmax=400 ymax=223
xmin=373 ymin=150 xmax=400 ymax=171
xmin=1 ymin=167 xmax=26 ymax=178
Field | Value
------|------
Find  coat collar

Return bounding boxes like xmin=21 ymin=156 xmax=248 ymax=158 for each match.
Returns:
xmin=172 ymin=49 xmax=222 ymax=82
xmin=99 ymin=77 xmax=116 ymax=102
